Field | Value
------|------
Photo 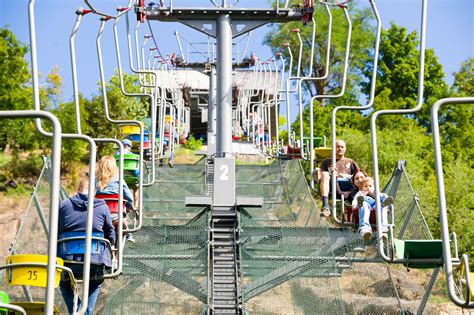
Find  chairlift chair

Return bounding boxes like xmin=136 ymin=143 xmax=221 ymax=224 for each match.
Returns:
xmin=0 ymin=254 xmax=76 ymax=314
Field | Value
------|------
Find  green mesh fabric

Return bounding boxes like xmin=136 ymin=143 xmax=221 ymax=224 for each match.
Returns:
xmin=0 ymin=160 xmax=68 ymax=313
xmin=1 ymin=158 xmax=469 ymax=314
xmin=98 ymin=161 xmax=209 ymax=314
xmin=237 ymin=159 xmax=452 ymax=314
xmin=98 ymin=216 xmax=208 ymax=314
xmin=142 ymin=160 xmax=207 ymax=225
xmin=236 ymin=160 xmax=327 ymax=228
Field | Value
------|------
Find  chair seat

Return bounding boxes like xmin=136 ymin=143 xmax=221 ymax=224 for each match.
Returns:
xmin=303 ymin=136 xmax=324 ymax=148
xmin=4 ymin=254 xmax=63 ymax=288
xmin=116 ymin=154 xmax=140 ymax=171
xmin=287 ymin=146 xmax=302 ymax=159
xmin=120 ymin=125 xmax=140 ymax=134
xmin=10 ymin=302 xmax=59 ymax=315
xmin=314 ymin=147 xmax=332 ymax=159
xmin=96 ymin=194 xmax=126 ymax=213
xmin=459 ymin=255 xmax=474 ymax=301
xmin=348 ymin=207 xmax=376 ymax=230
xmin=393 ymin=239 xmax=443 ymax=269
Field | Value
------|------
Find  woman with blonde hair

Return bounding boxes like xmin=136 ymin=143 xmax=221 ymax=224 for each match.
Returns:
xmin=95 ymin=155 xmax=135 ymax=242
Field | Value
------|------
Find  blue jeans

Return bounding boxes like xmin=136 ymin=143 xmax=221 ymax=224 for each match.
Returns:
xmin=358 ymin=201 xmax=388 ymax=232
xmin=60 ymin=264 xmax=104 ymax=315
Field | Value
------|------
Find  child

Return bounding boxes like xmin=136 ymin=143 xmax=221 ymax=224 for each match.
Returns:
xmin=352 ymin=176 xmax=393 ymax=241
xmin=96 ymin=156 xmax=135 ymax=243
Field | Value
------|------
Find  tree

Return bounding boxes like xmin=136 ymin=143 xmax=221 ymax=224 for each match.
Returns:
xmin=0 ymin=27 xmax=30 ymax=111
xmin=362 ymin=23 xmax=449 ymax=128
xmin=438 ymin=57 xmax=474 ymax=163
xmin=83 ymin=70 xmax=149 ymax=142
xmin=451 ymin=57 xmax=474 ymax=96
xmin=0 ymin=27 xmax=47 ymax=151
xmin=265 ymin=2 xmax=375 ymax=105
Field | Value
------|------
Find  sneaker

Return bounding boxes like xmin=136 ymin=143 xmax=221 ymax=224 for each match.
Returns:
xmin=126 ymin=233 xmax=135 ymax=243
xmin=382 ymin=196 xmax=394 ymax=207
xmin=360 ymin=229 xmax=372 ymax=242
xmin=357 ymin=196 xmax=364 ymax=208
xmin=320 ymin=207 xmax=331 ymax=217
xmin=159 ymin=161 xmax=164 ymax=167
xmin=168 ymin=161 xmax=174 ymax=168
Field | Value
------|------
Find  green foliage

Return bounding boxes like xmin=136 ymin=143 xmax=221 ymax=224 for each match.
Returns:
xmin=363 ymin=23 xmax=448 ymax=127
xmin=0 ymin=27 xmax=35 ymax=150
xmin=184 ymin=135 xmax=202 ymax=151
xmin=81 ymin=71 xmax=149 ymax=154
xmin=292 ymin=24 xmax=472 ymax=262
xmin=3 ymin=153 xmax=43 ymax=181
xmin=265 ymin=2 xmax=375 ymax=104
xmin=438 ymin=57 xmax=474 ymax=164
xmin=451 ymin=57 xmax=473 ymax=96
xmin=0 ymin=27 xmax=29 ymax=112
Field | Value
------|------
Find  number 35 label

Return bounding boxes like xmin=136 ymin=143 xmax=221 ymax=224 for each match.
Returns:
xmin=27 ymin=270 xmax=38 ymax=281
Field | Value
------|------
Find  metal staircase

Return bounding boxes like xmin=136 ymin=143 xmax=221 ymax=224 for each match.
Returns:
xmin=206 ymin=158 xmax=215 ymax=197
xmin=210 ymin=207 xmax=240 ymax=313
xmin=206 ymin=157 xmax=241 ymax=314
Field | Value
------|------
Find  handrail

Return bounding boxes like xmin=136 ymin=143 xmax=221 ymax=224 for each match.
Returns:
xmin=96 ymin=18 xmax=144 ymax=233
xmin=284 ymin=29 xmax=304 ymax=146
xmin=297 ymin=4 xmax=332 ymax=162
xmin=296 ymin=16 xmax=317 ymax=160
xmin=69 ymin=9 xmax=126 ymax=276
xmin=370 ymin=0 xmax=428 ymax=263
xmin=28 ymin=1 xmax=97 ymax=313
xmin=0 ymin=303 xmax=27 ymax=315
xmin=330 ymin=0 xmax=381 ymax=224
xmin=0 ymin=111 xmax=62 ymax=314
xmin=306 ymin=2 xmax=351 ymax=179
xmin=127 ymin=13 xmax=170 ymax=158
xmin=431 ymin=96 xmax=474 ymax=308
xmin=113 ymin=12 xmax=157 ymax=188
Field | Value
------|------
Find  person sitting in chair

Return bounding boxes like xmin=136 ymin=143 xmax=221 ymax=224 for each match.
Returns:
xmin=352 ymin=176 xmax=393 ymax=241
xmin=115 ymin=139 xmax=140 ymax=205
xmin=318 ymin=139 xmax=360 ymax=217
xmin=58 ymin=174 xmax=115 ymax=315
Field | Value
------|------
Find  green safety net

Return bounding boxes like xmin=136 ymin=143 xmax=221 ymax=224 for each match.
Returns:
xmin=0 ymin=157 xmax=469 ymax=314
xmin=238 ymin=160 xmax=441 ymax=314
xmin=0 ymin=157 xmax=69 ymax=313
xmin=99 ymin=160 xmax=209 ymax=314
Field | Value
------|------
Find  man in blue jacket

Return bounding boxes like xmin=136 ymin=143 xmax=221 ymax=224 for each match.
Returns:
xmin=58 ymin=174 xmax=115 ymax=315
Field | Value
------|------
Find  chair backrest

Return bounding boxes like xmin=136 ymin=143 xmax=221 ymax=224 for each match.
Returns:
xmin=127 ymin=134 xmax=150 ymax=149
xmin=118 ymin=154 xmax=140 ymax=171
xmin=4 ymin=254 xmax=63 ymax=288
xmin=96 ymin=193 xmax=122 ymax=213
xmin=302 ymin=136 xmax=324 ymax=148
xmin=337 ymin=179 xmax=354 ymax=192
xmin=57 ymin=231 xmax=105 ymax=256
xmin=120 ymin=124 xmax=140 ymax=134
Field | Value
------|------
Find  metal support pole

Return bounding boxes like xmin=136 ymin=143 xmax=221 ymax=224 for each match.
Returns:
xmin=210 ymin=64 xmax=217 ymax=134
xmin=208 ymin=64 xmax=217 ymax=156
xmin=216 ymin=14 xmax=233 ymax=157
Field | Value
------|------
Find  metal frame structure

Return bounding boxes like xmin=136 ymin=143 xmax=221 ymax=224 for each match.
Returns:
xmin=2 ymin=0 xmax=472 ymax=313
xmin=431 ymin=97 xmax=474 ymax=308
xmin=330 ymin=0 xmax=381 ymax=224
xmin=370 ymin=0 xmax=436 ymax=263
xmin=0 ymin=111 xmax=62 ymax=314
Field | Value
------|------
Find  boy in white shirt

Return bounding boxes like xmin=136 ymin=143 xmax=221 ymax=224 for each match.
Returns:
xmin=352 ymin=176 xmax=393 ymax=241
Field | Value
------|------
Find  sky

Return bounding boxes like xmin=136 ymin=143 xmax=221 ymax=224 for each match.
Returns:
xmin=0 ymin=0 xmax=473 ymax=104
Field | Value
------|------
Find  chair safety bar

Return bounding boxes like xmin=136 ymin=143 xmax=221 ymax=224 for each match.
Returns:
xmin=431 ymin=96 xmax=474 ymax=308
